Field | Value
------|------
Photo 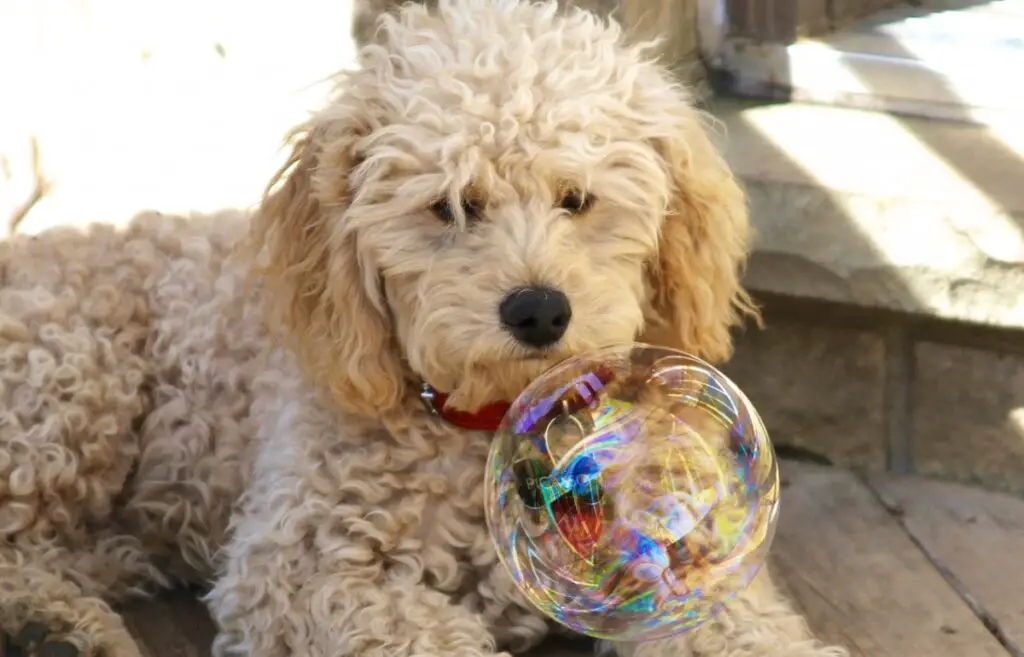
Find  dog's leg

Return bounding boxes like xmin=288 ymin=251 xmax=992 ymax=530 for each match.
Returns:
xmin=0 ymin=538 xmax=159 ymax=657
xmin=206 ymin=471 xmax=504 ymax=657
xmin=606 ymin=569 xmax=848 ymax=657
xmin=208 ymin=530 xmax=503 ymax=657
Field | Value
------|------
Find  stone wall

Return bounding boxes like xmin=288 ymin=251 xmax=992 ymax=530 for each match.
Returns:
xmin=722 ymin=296 xmax=1024 ymax=496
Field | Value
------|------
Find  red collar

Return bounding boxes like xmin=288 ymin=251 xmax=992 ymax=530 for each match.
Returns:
xmin=419 ymin=384 xmax=512 ymax=431
xmin=417 ymin=363 xmax=617 ymax=432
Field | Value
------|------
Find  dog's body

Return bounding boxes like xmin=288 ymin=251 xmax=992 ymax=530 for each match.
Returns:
xmin=0 ymin=2 xmax=848 ymax=657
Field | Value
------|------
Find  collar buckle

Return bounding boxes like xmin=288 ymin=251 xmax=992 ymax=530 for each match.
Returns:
xmin=419 ymin=382 xmax=441 ymax=416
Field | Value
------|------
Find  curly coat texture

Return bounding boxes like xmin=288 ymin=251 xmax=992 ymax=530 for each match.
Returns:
xmin=0 ymin=2 xmax=848 ymax=657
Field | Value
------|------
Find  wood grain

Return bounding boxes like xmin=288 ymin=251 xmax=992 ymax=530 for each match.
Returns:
xmin=119 ymin=594 xmax=597 ymax=657
xmin=118 ymin=463 xmax=1022 ymax=657
xmin=868 ymin=473 xmax=1024 ymax=656
xmin=771 ymin=461 xmax=1010 ymax=657
xmin=120 ymin=591 xmax=216 ymax=657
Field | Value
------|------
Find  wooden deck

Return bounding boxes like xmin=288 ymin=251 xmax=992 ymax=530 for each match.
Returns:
xmin=122 ymin=461 xmax=1024 ymax=657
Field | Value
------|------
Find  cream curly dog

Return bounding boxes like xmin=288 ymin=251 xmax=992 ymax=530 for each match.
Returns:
xmin=0 ymin=2 xmax=848 ymax=657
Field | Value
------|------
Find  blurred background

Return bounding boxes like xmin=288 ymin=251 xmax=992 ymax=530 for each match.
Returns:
xmin=1 ymin=1 xmax=1023 ymax=655
xmin=0 ymin=0 xmax=357 ymax=232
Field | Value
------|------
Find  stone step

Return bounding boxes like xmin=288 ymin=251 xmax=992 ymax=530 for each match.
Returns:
xmin=710 ymin=95 xmax=1024 ymax=331
xmin=708 ymin=96 xmax=1024 ymax=496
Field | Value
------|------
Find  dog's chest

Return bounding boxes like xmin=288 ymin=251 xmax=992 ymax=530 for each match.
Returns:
xmin=403 ymin=427 xmax=491 ymax=545
xmin=366 ymin=420 xmax=496 ymax=569
xmin=341 ymin=418 xmax=540 ymax=632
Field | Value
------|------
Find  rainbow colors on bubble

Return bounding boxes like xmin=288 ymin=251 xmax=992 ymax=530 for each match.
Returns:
xmin=483 ymin=344 xmax=780 ymax=642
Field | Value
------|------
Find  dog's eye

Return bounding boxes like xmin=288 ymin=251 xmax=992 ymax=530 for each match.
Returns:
xmin=558 ymin=189 xmax=594 ymax=215
xmin=430 ymin=198 xmax=482 ymax=224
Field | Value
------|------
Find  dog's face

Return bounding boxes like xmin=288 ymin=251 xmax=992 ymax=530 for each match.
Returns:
xmin=251 ymin=0 xmax=757 ymax=416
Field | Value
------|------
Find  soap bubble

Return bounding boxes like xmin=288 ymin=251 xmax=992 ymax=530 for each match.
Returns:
xmin=484 ymin=344 xmax=779 ymax=642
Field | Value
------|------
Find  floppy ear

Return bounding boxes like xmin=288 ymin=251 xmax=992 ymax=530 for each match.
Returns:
xmin=247 ymin=121 xmax=405 ymax=417
xmin=642 ymin=105 xmax=761 ymax=363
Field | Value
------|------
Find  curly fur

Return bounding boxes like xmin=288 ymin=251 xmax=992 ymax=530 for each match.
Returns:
xmin=0 ymin=2 xmax=847 ymax=657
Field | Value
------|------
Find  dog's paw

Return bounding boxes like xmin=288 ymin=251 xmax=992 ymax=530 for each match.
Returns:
xmin=1 ymin=622 xmax=91 ymax=657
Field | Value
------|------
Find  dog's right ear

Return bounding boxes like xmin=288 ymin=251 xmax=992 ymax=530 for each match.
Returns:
xmin=247 ymin=120 xmax=406 ymax=418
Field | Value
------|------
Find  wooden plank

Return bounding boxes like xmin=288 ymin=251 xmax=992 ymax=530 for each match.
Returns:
xmin=524 ymin=635 xmax=595 ymax=657
xmin=726 ymin=0 xmax=829 ymax=42
xmin=828 ymin=0 xmax=902 ymax=33
xmin=117 ymin=465 xmax=1024 ymax=657
xmin=119 ymin=593 xmax=597 ymax=657
xmin=120 ymin=591 xmax=216 ymax=657
xmin=771 ymin=461 xmax=1010 ymax=657
xmin=868 ymin=474 xmax=1024 ymax=656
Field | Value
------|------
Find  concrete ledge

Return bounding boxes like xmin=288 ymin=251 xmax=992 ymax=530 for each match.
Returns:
xmin=712 ymin=96 xmax=1024 ymax=330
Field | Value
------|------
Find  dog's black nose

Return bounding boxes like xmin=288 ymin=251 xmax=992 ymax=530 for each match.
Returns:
xmin=499 ymin=285 xmax=572 ymax=348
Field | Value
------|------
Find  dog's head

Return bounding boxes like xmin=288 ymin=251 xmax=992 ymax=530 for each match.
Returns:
xmin=249 ymin=0 xmax=758 ymax=417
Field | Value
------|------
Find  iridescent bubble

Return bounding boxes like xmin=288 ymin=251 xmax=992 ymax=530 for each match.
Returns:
xmin=484 ymin=344 xmax=780 ymax=642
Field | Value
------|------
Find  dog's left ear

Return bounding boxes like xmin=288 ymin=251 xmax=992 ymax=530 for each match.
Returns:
xmin=641 ymin=100 xmax=761 ymax=363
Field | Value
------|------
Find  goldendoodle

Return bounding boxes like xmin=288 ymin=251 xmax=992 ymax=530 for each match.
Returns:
xmin=0 ymin=2 xmax=848 ymax=657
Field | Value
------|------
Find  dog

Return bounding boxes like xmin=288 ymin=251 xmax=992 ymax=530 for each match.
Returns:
xmin=0 ymin=1 xmax=848 ymax=656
